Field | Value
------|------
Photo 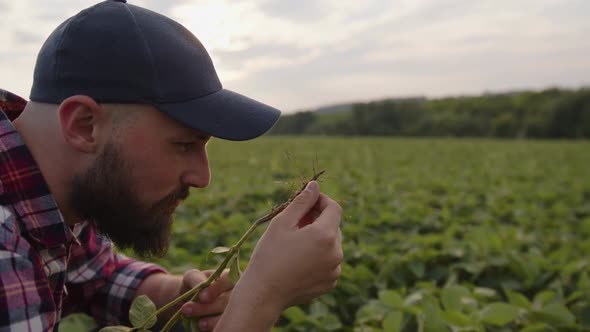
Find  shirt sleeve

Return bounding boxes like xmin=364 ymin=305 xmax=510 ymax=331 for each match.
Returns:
xmin=0 ymin=206 xmax=56 ymax=331
xmin=63 ymin=222 xmax=167 ymax=327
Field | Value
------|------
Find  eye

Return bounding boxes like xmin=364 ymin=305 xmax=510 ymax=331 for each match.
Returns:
xmin=176 ymin=142 xmax=196 ymax=153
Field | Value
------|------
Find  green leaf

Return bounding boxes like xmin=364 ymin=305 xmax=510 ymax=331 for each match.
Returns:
xmin=409 ymin=261 xmax=425 ymax=278
xmin=404 ymin=291 xmax=423 ymax=306
xmin=479 ymin=302 xmax=521 ymax=326
xmin=211 ymin=246 xmax=231 ymax=254
xmin=529 ymin=302 xmax=576 ymax=326
xmin=505 ymin=289 xmax=532 ymax=309
xmin=310 ymin=313 xmax=342 ymax=331
xmin=59 ymin=313 xmax=97 ymax=331
xmin=533 ymin=290 xmax=555 ymax=308
xmin=283 ymin=306 xmax=307 ymax=323
xmin=566 ymin=290 xmax=585 ymax=304
xmin=97 ymin=327 xmax=131 ymax=332
xmin=441 ymin=310 xmax=472 ymax=327
xmin=129 ymin=295 xmax=157 ymax=329
xmin=207 ymin=246 xmax=232 ymax=262
xmin=310 ymin=300 xmax=330 ymax=317
xmin=182 ymin=316 xmax=192 ymax=332
xmin=382 ymin=311 xmax=403 ymax=332
xmin=229 ymin=254 xmax=241 ymax=284
xmin=441 ymin=286 xmax=470 ymax=311
xmin=518 ymin=323 xmax=553 ymax=332
xmin=356 ymin=299 xmax=391 ymax=324
xmin=474 ymin=287 xmax=497 ymax=299
xmin=378 ymin=290 xmax=403 ymax=309
xmin=421 ymin=296 xmax=449 ymax=332
xmin=578 ymin=271 xmax=590 ymax=291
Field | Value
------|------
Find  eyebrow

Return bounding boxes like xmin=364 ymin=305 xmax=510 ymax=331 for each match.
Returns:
xmin=197 ymin=134 xmax=212 ymax=142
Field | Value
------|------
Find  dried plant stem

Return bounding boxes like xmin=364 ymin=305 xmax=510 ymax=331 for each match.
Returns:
xmin=147 ymin=170 xmax=326 ymax=332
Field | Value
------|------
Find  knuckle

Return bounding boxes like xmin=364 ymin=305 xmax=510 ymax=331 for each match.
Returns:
xmin=333 ymin=202 xmax=343 ymax=215
xmin=334 ymin=249 xmax=344 ymax=265
xmin=182 ymin=269 xmax=206 ymax=288
xmin=183 ymin=268 xmax=203 ymax=279
xmin=292 ymin=192 xmax=309 ymax=206
xmin=313 ymin=229 xmax=334 ymax=247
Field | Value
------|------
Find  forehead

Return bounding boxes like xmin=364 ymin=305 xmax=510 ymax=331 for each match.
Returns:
xmin=108 ymin=103 xmax=211 ymax=138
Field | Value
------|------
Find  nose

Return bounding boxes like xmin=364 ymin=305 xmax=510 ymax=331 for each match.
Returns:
xmin=181 ymin=145 xmax=211 ymax=188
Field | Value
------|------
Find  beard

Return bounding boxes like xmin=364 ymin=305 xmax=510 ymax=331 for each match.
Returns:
xmin=69 ymin=143 xmax=189 ymax=258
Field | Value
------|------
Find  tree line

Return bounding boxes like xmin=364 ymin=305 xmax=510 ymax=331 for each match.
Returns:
xmin=269 ymin=88 xmax=590 ymax=138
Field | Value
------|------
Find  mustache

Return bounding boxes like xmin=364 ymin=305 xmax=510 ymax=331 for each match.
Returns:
xmin=153 ymin=186 xmax=190 ymax=211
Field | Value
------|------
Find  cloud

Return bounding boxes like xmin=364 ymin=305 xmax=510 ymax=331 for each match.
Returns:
xmin=133 ymin=0 xmax=191 ymax=16
xmin=257 ymin=0 xmax=330 ymax=22
xmin=214 ymin=0 xmax=590 ymax=110
xmin=11 ymin=30 xmax=43 ymax=44
xmin=1 ymin=0 xmax=589 ymax=111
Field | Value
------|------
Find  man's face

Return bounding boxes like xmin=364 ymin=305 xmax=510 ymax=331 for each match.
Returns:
xmin=69 ymin=106 xmax=211 ymax=257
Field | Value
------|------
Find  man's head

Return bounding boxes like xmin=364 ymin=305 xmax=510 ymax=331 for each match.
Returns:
xmin=59 ymin=98 xmax=212 ymax=257
xmin=19 ymin=0 xmax=281 ymax=257
xmin=31 ymin=0 xmax=280 ymax=141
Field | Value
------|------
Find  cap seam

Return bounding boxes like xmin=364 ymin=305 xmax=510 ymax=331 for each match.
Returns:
xmin=54 ymin=4 xmax=103 ymax=100
xmin=122 ymin=5 xmax=161 ymax=100
xmin=85 ymin=87 xmax=220 ymax=104
xmin=150 ymin=87 xmax=222 ymax=104
xmin=54 ymin=20 xmax=75 ymax=100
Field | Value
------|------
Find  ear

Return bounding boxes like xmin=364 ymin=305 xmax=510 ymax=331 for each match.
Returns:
xmin=58 ymin=95 xmax=105 ymax=153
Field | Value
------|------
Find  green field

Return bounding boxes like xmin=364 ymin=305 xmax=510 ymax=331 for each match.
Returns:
xmin=63 ymin=137 xmax=590 ymax=331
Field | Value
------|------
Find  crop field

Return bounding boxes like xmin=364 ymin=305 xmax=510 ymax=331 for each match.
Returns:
xmin=61 ymin=137 xmax=590 ymax=331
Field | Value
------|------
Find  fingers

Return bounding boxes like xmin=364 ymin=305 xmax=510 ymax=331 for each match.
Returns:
xmin=199 ymin=269 xmax=235 ymax=303
xmin=180 ymin=268 xmax=234 ymax=317
xmin=310 ymin=193 xmax=342 ymax=230
xmin=182 ymin=269 xmax=208 ymax=290
xmin=277 ymin=181 xmax=320 ymax=228
xmin=182 ymin=291 xmax=230 ymax=317
xmin=298 ymin=206 xmax=321 ymax=228
xmin=181 ymin=270 xmax=234 ymax=330
xmin=194 ymin=314 xmax=221 ymax=331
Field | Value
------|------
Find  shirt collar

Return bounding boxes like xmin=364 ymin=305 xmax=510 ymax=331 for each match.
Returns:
xmin=0 ymin=91 xmax=80 ymax=247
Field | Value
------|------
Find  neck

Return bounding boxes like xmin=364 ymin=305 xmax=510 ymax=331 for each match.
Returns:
xmin=13 ymin=105 xmax=81 ymax=226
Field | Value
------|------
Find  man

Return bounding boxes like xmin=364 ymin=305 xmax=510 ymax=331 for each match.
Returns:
xmin=0 ymin=0 xmax=343 ymax=331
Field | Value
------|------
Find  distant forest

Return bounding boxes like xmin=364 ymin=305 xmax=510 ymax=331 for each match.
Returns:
xmin=269 ymin=88 xmax=590 ymax=138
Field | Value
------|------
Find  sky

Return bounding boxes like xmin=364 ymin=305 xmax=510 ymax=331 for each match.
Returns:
xmin=1 ymin=0 xmax=589 ymax=113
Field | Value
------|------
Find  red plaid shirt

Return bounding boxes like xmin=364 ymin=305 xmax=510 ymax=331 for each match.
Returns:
xmin=0 ymin=89 xmax=167 ymax=331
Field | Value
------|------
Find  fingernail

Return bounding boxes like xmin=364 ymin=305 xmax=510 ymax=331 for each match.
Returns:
xmin=182 ymin=306 xmax=193 ymax=315
xmin=306 ymin=181 xmax=318 ymax=192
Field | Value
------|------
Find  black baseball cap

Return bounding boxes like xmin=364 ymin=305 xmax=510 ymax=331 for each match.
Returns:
xmin=30 ymin=0 xmax=280 ymax=141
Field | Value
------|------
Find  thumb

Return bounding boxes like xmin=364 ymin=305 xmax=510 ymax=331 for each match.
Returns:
xmin=182 ymin=269 xmax=207 ymax=289
xmin=277 ymin=181 xmax=320 ymax=228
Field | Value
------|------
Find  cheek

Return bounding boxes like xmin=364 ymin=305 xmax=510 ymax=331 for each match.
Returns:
xmin=119 ymin=134 xmax=178 ymax=201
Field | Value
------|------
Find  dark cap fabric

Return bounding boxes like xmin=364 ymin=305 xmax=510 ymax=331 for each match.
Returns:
xmin=30 ymin=0 xmax=280 ymax=141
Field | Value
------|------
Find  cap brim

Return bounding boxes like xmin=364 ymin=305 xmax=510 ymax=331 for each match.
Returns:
xmin=156 ymin=89 xmax=281 ymax=141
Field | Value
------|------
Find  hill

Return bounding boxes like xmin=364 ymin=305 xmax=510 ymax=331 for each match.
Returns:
xmin=269 ymin=88 xmax=590 ymax=139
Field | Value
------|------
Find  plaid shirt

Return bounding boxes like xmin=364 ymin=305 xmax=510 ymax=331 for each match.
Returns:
xmin=0 ymin=89 xmax=167 ymax=331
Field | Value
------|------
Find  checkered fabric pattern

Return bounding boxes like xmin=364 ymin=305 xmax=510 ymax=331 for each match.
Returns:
xmin=0 ymin=90 xmax=167 ymax=331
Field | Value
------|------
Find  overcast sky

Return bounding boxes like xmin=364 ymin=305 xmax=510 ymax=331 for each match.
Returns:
xmin=1 ymin=0 xmax=589 ymax=112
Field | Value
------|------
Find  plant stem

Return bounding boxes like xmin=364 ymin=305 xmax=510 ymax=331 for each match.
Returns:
xmin=147 ymin=170 xmax=326 ymax=331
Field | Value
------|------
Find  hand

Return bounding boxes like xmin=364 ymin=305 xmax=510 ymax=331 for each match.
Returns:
xmin=238 ymin=181 xmax=343 ymax=310
xmin=179 ymin=269 xmax=234 ymax=331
